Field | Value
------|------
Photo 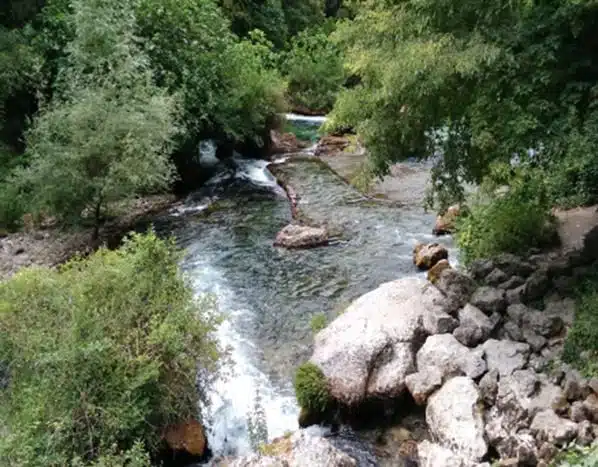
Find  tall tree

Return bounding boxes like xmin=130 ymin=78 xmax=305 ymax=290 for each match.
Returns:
xmin=12 ymin=0 xmax=178 ymax=236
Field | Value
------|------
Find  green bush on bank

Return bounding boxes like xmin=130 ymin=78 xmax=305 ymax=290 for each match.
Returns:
xmin=294 ymin=362 xmax=331 ymax=413
xmin=455 ymin=170 xmax=558 ymax=265
xmin=0 ymin=231 xmax=222 ymax=466
xmin=562 ymin=266 xmax=598 ymax=372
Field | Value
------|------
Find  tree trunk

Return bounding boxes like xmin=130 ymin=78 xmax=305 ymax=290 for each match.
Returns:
xmin=92 ymin=198 xmax=102 ymax=242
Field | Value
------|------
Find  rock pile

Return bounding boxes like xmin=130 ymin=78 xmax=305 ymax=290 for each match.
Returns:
xmin=304 ymin=236 xmax=598 ymax=466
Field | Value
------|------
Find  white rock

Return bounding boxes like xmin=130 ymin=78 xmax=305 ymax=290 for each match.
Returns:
xmin=289 ymin=430 xmax=357 ymax=467
xmin=311 ymin=277 xmax=451 ymax=405
xmin=274 ymin=224 xmax=328 ymax=249
xmin=481 ymin=339 xmax=530 ymax=377
xmin=426 ymin=376 xmax=488 ymax=462
xmin=417 ymin=334 xmax=487 ymax=381
xmin=417 ymin=440 xmax=468 ymax=467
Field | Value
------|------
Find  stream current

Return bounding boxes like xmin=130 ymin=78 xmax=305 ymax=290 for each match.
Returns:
xmin=153 ymin=122 xmax=454 ymax=462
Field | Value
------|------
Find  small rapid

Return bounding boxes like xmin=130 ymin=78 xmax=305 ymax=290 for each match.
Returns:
xmin=155 ymin=128 xmax=454 ymax=463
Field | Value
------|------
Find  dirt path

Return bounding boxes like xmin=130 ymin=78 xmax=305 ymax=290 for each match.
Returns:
xmin=0 ymin=195 xmax=177 ymax=281
xmin=554 ymin=205 xmax=598 ymax=252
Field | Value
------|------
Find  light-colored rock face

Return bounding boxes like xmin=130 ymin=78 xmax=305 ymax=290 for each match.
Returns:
xmin=481 ymin=339 xmax=530 ymax=377
xmin=227 ymin=430 xmax=358 ymax=467
xmin=311 ymin=277 xmax=451 ymax=405
xmin=288 ymin=430 xmax=357 ymax=467
xmin=274 ymin=224 xmax=328 ymax=249
xmin=417 ymin=440 xmax=467 ymax=467
xmin=417 ymin=334 xmax=487 ymax=381
xmin=426 ymin=376 xmax=488 ymax=462
xmin=228 ymin=455 xmax=289 ymax=467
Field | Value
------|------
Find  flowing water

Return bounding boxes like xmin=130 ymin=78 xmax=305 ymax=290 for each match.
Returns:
xmin=157 ymin=127 xmax=455 ymax=462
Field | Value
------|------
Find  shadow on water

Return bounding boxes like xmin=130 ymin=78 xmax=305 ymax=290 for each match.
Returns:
xmin=143 ymin=154 xmax=454 ymax=462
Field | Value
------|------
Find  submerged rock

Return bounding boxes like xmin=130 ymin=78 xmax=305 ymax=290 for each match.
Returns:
xmin=413 ymin=243 xmax=449 ymax=270
xmin=426 ymin=376 xmax=488 ymax=462
xmin=310 ymin=277 xmax=451 ymax=406
xmin=274 ymin=224 xmax=328 ymax=249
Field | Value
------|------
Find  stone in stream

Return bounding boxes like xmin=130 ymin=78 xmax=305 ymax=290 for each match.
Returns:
xmin=413 ymin=242 xmax=449 ymax=270
xmin=310 ymin=277 xmax=453 ymax=406
xmin=433 ymin=204 xmax=461 ymax=236
xmin=274 ymin=224 xmax=328 ymax=249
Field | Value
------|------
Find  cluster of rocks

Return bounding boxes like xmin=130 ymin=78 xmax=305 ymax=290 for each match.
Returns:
xmin=303 ymin=237 xmax=598 ymax=466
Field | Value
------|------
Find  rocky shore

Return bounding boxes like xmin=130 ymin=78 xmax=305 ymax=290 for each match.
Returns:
xmin=224 ymin=225 xmax=598 ymax=466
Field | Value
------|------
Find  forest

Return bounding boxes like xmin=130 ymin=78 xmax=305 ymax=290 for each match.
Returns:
xmin=1 ymin=0 xmax=598 ymax=465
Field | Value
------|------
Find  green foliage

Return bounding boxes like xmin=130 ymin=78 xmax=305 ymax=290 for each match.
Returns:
xmin=0 ymin=181 xmax=25 ymax=231
xmin=137 ymin=0 xmax=285 ymax=149
xmin=327 ymin=0 xmax=598 ymax=211
xmin=552 ymin=442 xmax=598 ymax=466
xmin=281 ymin=26 xmax=345 ymax=113
xmin=563 ymin=266 xmax=598 ymax=371
xmin=9 ymin=0 xmax=178 ymax=232
xmin=455 ymin=170 xmax=558 ymax=265
xmin=310 ymin=313 xmax=328 ymax=334
xmin=0 ymin=231 xmax=222 ymax=466
xmin=294 ymin=362 xmax=331 ymax=413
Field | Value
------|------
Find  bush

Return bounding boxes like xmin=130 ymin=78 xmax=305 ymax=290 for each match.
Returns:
xmin=0 ymin=231 xmax=222 ymax=466
xmin=563 ymin=266 xmax=598 ymax=371
xmin=455 ymin=172 xmax=558 ymax=265
xmin=294 ymin=362 xmax=331 ymax=413
xmin=280 ymin=26 xmax=345 ymax=113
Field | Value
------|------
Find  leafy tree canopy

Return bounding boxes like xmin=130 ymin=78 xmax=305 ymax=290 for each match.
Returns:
xmin=328 ymin=0 xmax=598 ymax=208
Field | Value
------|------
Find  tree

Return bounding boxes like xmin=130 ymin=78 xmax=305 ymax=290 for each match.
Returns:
xmin=328 ymin=0 xmax=598 ymax=209
xmin=281 ymin=25 xmax=345 ymax=113
xmin=13 ymin=0 xmax=178 ymax=236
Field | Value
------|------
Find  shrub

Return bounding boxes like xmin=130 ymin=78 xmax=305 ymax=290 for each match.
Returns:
xmin=293 ymin=362 xmax=331 ymax=413
xmin=0 ymin=231 xmax=222 ymax=466
xmin=563 ymin=266 xmax=598 ymax=372
xmin=310 ymin=313 xmax=328 ymax=334
xmin=455 ymin=171 xmax=558 ymax=265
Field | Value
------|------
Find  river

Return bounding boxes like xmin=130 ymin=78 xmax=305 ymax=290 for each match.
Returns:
xmin=155 ymin=123 xmax=455 ymax=462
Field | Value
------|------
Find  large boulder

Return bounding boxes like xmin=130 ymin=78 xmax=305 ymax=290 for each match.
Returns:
xmin=274 ymin=224 xmax=328 ymax=249
xmin=426 ymin=377 xmax=488 ymax=462
xmin=416 ymin=334 xmax=487 ymax=382
xmin=310 ymin=277 xmax=451 ymax=406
